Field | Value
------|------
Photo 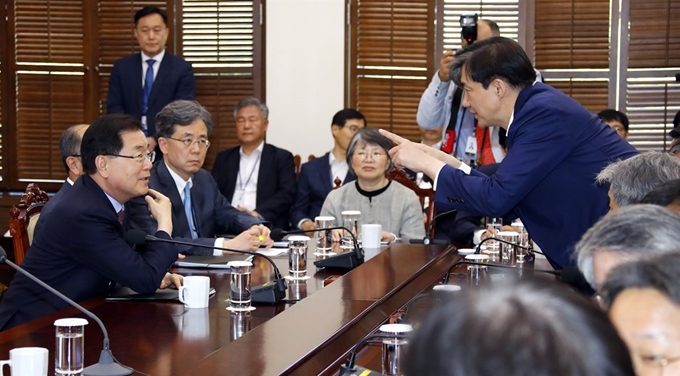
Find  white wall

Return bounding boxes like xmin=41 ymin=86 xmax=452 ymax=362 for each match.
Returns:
xmin=265 ymin=0 xmax=345 ymax=158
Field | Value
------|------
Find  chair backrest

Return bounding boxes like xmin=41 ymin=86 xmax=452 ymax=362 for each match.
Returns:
xmin=9 ymin=183 xmax=49 ymax=265
xmin=294 ymin=154 xmax=302 ymax=177
xmin=386 ymin=169 xmax=436 ymax=238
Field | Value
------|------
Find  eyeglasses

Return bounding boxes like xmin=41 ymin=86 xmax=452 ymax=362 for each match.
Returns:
xmin=354 ymin=152 xmax=386 ymax=160
xmin=105 ymin=151 xmax=155 ymax=164
xmin=166 ymin=137 xmax=211 ymax=149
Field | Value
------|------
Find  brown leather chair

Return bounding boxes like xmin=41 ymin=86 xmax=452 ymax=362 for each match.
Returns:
xmin=9 ymin=183 xmax=49 ymax=265
xmin=294 ymin=154 xmax=302 ymax=177
xmin=386 ymin=169 xmax=436 ymax=238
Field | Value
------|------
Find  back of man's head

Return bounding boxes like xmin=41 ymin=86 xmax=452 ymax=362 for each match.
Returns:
xmin=597 ymin=151 xmax=680 ymax=208
xmin=60 ymin=124 xmax=88 ymax=173
xmin=156 ymin=100 xmax=213 ymax=139
xmin=576 ymin=204 xmax=680 ymax=289
xmin=406 ymin=280 xmax=634 ymax=376
xmin=331 ymin=108 xmax=366 ymax=128
xmin=641 ymin=179 xmax=680 ymax=213
xmin=81 ymin=114 xmax=143 ymax=175
xmin=450 ymin=37 xmax=536 ymax=90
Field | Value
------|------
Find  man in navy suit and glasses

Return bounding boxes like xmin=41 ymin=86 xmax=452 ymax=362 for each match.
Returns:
xmin=107 ymin=6 xmax=196 ymax=152
xmin=382 ymin=37 xmax=638 ymax=269
xmin=128 ymin=100 xmax=273 ymax=255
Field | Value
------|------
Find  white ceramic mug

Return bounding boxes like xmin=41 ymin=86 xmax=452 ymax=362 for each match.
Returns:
xmin=0 ymin=347 xmax=48 ymax=376
xmin=361 ymin=224 xmax=382 ymax=249
xmin=179 ymin=276 xmax=210 ymax=308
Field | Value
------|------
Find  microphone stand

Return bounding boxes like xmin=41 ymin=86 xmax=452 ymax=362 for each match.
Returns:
xmin=275 ymin=226 xmax=364 ymax=271
xmin=0 ymin=248 xmax=132 ymax=376
xmin=409 ymin=209 xmax=457 ymax=245
xmin=474 ymin=236 xmax=532 ymax=254
xmin=128 ymin=231 xmax=287 ymax=304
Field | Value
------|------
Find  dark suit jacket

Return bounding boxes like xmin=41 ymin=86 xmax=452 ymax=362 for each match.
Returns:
xmin=35 ymin=180 xmax=72 ymax=233
xmin=435 ymin=164 xmax=516 ymax=244
xmin=434 ymin=82 xmax=638 ymax=269
xmin=0 ymin=175 xmax=177 ymax=331
xmin=106 ymin=52 xmax=195 ymax=137
xmin=128 ymin=162 xmax=261 ymax=255
xmin=211 ymin=143 xmax=297 ymax=230
xmin=290 ymin=153 xmax=356 ymax=228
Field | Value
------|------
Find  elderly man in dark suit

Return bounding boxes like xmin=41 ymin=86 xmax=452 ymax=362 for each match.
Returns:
xmin=211 ymin=97 xmax=296 ymax=230
xmin=0 ymin=114 xmax=180 ymax=331
xmin=106 ymin=6 xmax=195 ymax=152
xmin=383 ymin=37 xmax=638 ymax=269
xmin=290 ymin=109 xmax=365 ymax=231
xmin=36 ymin=123 xmax=89 ymax=226
xmin=129 ymin=100 xmax=272 ymax=256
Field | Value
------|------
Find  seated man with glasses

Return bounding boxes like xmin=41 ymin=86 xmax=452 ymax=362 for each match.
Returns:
xmin=320 ymin=128 xmax=425 ymax=242
xmin=128 ymin=100 xmax=273 ymax=256
xmin=601 ymin=253 xmax=680 ymax=376
xmin=0 ymin=114 xmax=182 ymax=331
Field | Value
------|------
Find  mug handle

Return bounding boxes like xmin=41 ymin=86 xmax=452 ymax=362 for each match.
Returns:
xmin=178 ymin=286 xmax=188 ymax=304
xmin=0 ymin=359 xmax=10 ymax=376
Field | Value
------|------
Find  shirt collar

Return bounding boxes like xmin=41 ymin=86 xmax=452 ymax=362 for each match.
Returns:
xmin=328 ymin=149 xmax=346 ymax=166
xmin=506 ymin=110 xmax=515 ymax=133
xmin=103 ymin=192 xmax=124 ymax=214
xmin=66 ymin=177 xmax=75 ymax=186
xmin=164 ymin=160 xmax=193 ymax=194
xmin=239 ymin=141 xmax=265 ymax=158
xmin=141 ymin=49 xmax=165 ymax=64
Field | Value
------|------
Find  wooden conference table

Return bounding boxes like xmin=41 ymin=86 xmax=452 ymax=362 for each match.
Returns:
xmin=0 ymin=242 xmax=460 ymax=375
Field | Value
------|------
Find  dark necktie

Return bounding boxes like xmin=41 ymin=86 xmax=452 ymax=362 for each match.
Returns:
xmin=117 ymin=210 xmax=125 ymax=226
xmin=143 ymin=59 xmax=156 ymax=116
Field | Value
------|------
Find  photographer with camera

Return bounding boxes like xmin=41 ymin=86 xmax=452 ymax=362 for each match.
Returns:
xmin=417 ymin=15 xmax=503 ymax=168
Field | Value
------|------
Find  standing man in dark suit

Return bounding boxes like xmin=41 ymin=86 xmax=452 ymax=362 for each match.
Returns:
xmin=290 ymin=109 xmax=365 ymax=231
xmin=212 ymin=97 xmax=296 ymax=230
xmin=0 ymin=114 xmax=181 ymax=331
xmin=107 ymin=6 xmax=196 ymax=152
xmin=383 ymin=37 xmax=638 ymax=269
xmin=36 ymin=123 xmax=89 ymax=229
xmin=128 ymin=100 xmax=273 ymax=255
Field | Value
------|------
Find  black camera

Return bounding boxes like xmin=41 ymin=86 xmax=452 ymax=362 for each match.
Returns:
xmin=460 ymin=13 xmax=479 ymax=45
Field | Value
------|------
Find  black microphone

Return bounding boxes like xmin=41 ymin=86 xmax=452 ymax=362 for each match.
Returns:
xmin=0 ymin=247 xmax=133 ymax=376
xmin=271 ymin=227 xmax=364 ymax=271
xmin=125 ymin=230 xmax=286 ymax=304
xmin=442 ymin=260 xmax=561 ymax=284
xmin=409 ymin=209 xmax=457 ymax=245
xmin=474 ymin=235 xmax=532 ymax=254
xmin=339 ymin=333 xmax=408 ymax=376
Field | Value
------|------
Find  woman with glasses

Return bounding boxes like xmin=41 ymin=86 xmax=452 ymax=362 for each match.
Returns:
xmin=320 ymin=128 xmax=425 ymax=243
xmin=601 ymin=253 xmax=680 ymax=376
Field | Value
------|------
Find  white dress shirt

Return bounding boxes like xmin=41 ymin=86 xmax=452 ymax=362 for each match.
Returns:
xmin=141 ymin=49 xmax=165 ymax=85
xmin=165 ymin=161 xmax=224 ymax=254
xmin=233 ymin=141 xmax=264 ymax=211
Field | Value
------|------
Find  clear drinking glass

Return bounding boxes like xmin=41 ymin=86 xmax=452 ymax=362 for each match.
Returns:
xmin=465 ymin=254 xmax=490 ymax=286
xmin=512 ymin=220 xmax=531 ymax=262
xmin=341 ymin=210 xmax=361 ymax=249
xmin=380 ymin=324 xmax=413 ymax=376
xmin=484 ymin=217 xmax=502 ymax=253
xmin=227 ymin=261 xmax=253 ymax=311
xmin=314 ymin=216 xmax=335 ymax=253
xmin=288 ymin=235 xmax=309 ymax=279
xmin=54 ymin=318 xmax=88 ymax=375
xmin=498 ymin=231 xmax=519 ymax=262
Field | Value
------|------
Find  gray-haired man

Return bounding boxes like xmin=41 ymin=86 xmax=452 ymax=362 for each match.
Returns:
xmin=575 ymin=205 xmax=680 ymax=290
xmin=128 ymin=100 xmax=272 ymax=255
